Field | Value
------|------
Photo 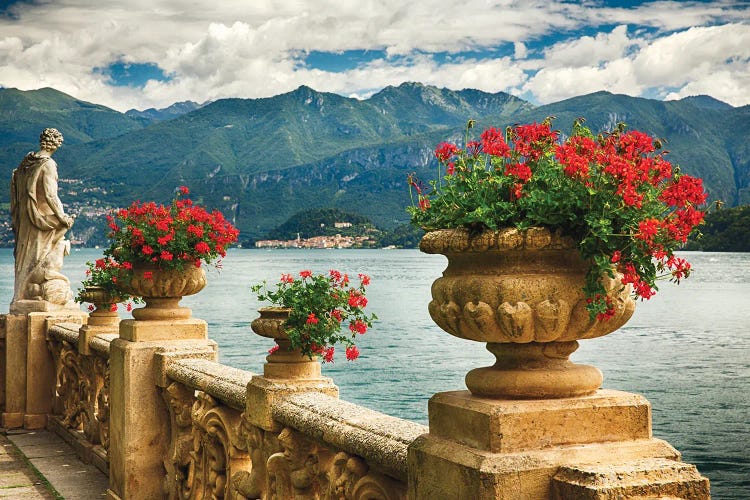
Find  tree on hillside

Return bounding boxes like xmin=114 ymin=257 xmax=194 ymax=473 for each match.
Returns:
xmin=267 ymin=208 xmax=372 ymax=240
xmin=688 ymin=205 xmax=750 ymax=251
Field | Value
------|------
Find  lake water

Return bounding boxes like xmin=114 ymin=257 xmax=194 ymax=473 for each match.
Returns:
xmin=1 ymin=248 xmax=748 ymax=499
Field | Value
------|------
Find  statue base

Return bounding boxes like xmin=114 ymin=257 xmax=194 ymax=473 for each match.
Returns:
xmin=9 ymin=299 xmax=80 ymax=315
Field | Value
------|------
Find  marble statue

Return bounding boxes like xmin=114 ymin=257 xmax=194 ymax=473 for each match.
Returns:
xmin=10 ymin=128 xmax=76 ymax=313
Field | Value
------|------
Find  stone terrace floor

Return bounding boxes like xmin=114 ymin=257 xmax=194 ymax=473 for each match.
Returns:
xmin=0 ymin=430 xmax=107 ymax=499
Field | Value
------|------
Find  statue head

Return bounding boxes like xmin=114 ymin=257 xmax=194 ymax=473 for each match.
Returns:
xmin=40 ymin=128 xmax=64 ymax=152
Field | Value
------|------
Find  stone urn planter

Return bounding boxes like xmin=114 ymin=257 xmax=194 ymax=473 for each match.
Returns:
xmin=420 ymin=227 xmax=636 ymax=399
xmin=251 ymin=307 xmax=321 ymax=379
xmin=78 ymin=286 xmax=122 ymax=328
xmin=119 ymin=263 xmax=206 ymax=321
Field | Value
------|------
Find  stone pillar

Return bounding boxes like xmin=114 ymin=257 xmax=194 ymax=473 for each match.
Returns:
xmin=407 ymin=389 xmax=710 ymax=499
xmin=106 ymin=318 xmax=217 ymax=500
xmin=1 ymin=310 xmax=85 ymax=429
xmin=2 ymin=314 xmax=27 ymax=428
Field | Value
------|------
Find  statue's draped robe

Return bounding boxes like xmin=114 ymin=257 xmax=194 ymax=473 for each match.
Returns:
xmin=10 ymin=152 xmax=73 ymax=306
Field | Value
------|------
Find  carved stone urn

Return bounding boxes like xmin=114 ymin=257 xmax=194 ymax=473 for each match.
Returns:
xmin=78 ymin=285 xmax=122 ymax=328
xmin=420 ymin=227 xmax=636 ymax=399
xmin=120 ymin=263 xmax=206 ymax=321
xmin=251 ymin=307 xmax=321 ymax=379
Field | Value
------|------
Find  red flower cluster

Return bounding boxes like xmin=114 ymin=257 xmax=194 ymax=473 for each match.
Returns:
xmin=410 ymin=118 xmax=709 ymax=320
xmin=480 ymin=128 xmax=511 ymax=157
xmin=253 ymin=270 xmax=377 ymax=363
xmin=105 ymin=186 xmax=239 ymax=272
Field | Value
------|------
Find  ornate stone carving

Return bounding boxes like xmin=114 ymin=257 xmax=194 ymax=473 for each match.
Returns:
xmin=94 ymin=356 xmax=110 ymax=450
xmin=163 ymin=387 xmax=406 ymax=499
xmin=162 ymin=382 xmax=197 ymax=499
xmin=163 ymin=386 xmax=251 ymax=499
xmin=10 ymin=128 xmax=76 ymax=313
xmin=266 ymin=427 xmax=405 ymax=500
xmin=47 ymin=336 xmax=110 ymax=454
xmin=230 ymin=412 xmax=279 ymax=499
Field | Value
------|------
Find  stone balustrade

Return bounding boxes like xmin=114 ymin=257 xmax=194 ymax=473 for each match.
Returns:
xmin=158 ymin=355 xmax=421 ymax=499
xmin=47 ymin=322 xmax=115 ymax=474
xmin=0 ymin=294 xmax=711 ymax=500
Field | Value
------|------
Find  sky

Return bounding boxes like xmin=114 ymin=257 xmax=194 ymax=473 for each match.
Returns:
xmin=0 ymin=0 xmax=748 ymax=112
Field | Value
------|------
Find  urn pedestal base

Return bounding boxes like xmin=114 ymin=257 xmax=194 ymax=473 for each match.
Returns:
xmin=407 ymin=390 xmax=710 ymax=499
xmin=119 ymin=318 xmax=207 ymax=342
xmin=465 ymin=341 xmax=603 ymax=399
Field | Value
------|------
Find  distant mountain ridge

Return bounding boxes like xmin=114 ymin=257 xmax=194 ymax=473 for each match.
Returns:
xmin=0 ymin=84 xmax=747 ymax=245
xmin=125 ymin=100 xmax=206 ymax=122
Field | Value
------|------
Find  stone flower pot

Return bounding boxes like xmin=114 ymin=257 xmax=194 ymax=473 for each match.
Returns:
xmin=251 ymin=307 xmax=321 ymax=379
xmin=420 ymin=227 xmax=636 ymax=399
xmin=78 ymin=285 xmax=122 ymax=327
xmin=119 ymin=263 xmax=206 ymax=321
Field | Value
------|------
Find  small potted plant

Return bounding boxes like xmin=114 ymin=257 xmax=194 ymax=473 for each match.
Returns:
xmin=252 ymin=270 xmax=377 ymax=363
xmin=408 ymin=118 xmax=709 ymax=398
xmin=103 ymin=185 xmax=239 ymax=319
xmin=75 ymin=258 xmax=142 ymax=325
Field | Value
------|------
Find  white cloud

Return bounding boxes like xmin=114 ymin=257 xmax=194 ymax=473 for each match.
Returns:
xmin=514 ymin=42 xmax=527 ymax=59
xmin=524 ymin=23 xmax=750 ymax=106
xmin=538 ymin=25 xmax=638 ymax=68
xmin=0 ymin=0 xmax=748 ymax=110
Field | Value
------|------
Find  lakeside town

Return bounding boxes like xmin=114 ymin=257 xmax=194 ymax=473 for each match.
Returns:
xmin=254 ymin=221 xmax=377 ymax=249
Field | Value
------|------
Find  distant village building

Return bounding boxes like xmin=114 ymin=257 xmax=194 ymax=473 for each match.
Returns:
xmin=334 ymin=221 xmax=352 ymax=228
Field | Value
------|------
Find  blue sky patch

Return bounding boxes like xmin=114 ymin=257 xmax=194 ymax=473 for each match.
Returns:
xmin=303 ymin=49 xmax=388 ymax=72
xmin=94 ymin=61 xmax=170 ymax=87
xmin=0 ymin=0 xmax=30 ymax=18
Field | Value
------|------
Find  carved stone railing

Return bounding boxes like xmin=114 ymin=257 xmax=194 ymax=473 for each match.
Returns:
xmin=162 ymin=357 xmax=426 ymax=499
xmin=47 ymin=322 xmax=115 ymax=474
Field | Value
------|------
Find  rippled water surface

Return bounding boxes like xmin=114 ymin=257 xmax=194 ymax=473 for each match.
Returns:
xmin=1 ymin=249 xmax=748 ymax=499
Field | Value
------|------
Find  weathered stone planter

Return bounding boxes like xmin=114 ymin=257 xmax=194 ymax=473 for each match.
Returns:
xmin=78 ymin=286 xmax=122 ymax=328
xmin=251 ymin=307 xmax=321 ymax=379
xmin=420 ymin=227 xmax=636 ymax=399
xmin=120 ymin=263 xmax=206 ymax=321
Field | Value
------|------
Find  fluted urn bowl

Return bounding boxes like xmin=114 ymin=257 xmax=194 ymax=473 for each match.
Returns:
xmin=78 ymin=285 xmax=123 ymax=327
xmin=420 ymin=227 xmax=636 ymax=399
xmin=119 ymin=263 xmax=207 ymax=321
xmin=251 ymin=307 xmax=321 ymax=378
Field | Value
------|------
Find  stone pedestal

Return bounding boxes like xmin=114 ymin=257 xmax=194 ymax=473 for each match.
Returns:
xmin=106 ymin=318 xmax=215 ymax=500
xmin=407 ymin=389 xmax=710 ymax=499
xmin=77 ymin=295 xmax=120 ymax=355
xmin=1 ymin=310 xmax=86 ymax=429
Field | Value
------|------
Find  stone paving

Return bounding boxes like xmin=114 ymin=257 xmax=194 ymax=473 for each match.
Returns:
xmin=1 ymin=430 xmax=108 ymax=499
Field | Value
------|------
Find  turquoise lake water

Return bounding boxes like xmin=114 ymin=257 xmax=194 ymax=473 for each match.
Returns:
xmin=1 ymin=248 xmax=748 ymax=499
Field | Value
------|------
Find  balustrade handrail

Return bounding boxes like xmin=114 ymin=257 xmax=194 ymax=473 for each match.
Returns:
xmin=274 ymin=391 xmax=427 ymax=481
xmin=166 ymin=357 xmax=253 ymax=411
xmin=48 ymin=323 xmax=81 ymax=345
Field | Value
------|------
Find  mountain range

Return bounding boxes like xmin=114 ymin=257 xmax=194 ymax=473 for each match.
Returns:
xmin=0 ymin=83 xmax=748 ymax=245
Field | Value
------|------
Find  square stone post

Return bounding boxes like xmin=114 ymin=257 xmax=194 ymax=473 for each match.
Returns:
xmin=407 ymin=389 xmax=710 ymax=499
xmin=1 ymin=310 xmax=86 ymax=429
xmin=106 ymin=317 xmax=216 ymax=500
xmin=1 ymin=314 xmax=26 ymax=428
